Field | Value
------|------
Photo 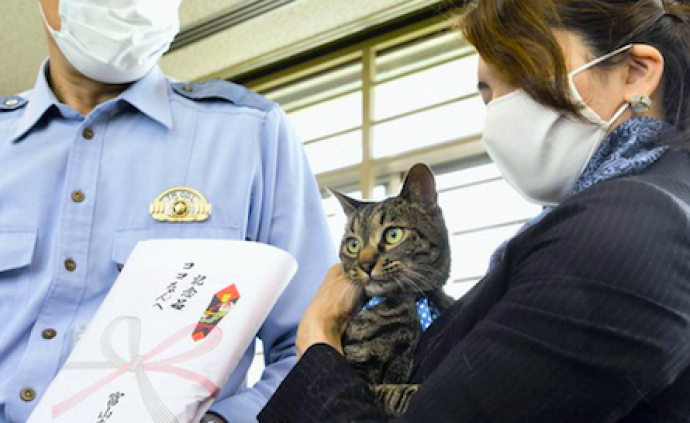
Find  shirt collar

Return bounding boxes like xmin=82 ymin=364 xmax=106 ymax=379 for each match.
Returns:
xmin=9 ymin=59 xmax=61 ymax=144
xmin=9 ymin=62 xmax=172 ymax=144
xmin=119 ymin=66 xmax=173 ymax=130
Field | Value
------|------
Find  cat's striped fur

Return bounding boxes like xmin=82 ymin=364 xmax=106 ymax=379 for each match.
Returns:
xmin=334 ymin=163 xmax=453 ymax=416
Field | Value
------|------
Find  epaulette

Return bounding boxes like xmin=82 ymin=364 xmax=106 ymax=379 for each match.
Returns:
xmin=0 ymin=95 xmax=28 ymax=112
xmin=171 ymin=80 xmax=273 ymax=112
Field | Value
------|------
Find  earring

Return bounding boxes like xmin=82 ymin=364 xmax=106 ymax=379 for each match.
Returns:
xmin=631 ymin=94 xmax=652 ymax=114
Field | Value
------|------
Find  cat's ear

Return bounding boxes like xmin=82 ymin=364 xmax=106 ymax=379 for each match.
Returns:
xmin=329 ymin=189 xmax=364 ymax=217
xmin=400 ymin=163 xmax=438 ymax=208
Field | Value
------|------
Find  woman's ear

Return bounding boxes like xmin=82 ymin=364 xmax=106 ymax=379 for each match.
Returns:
xmin=623 ymin=44 xmax=665 ymax=115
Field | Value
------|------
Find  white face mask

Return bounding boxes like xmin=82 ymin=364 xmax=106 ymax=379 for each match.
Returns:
xmin=482 ymin=45 xmax=632 ymax=206
xmin=39 ymin=0 xmax=181 ymax=84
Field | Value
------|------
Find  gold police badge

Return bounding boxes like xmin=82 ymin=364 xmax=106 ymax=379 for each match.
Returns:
xmin=149 ymin=187 xmax=211 ymax=222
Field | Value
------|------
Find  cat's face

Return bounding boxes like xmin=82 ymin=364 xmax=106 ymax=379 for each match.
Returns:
xmin=333 ymin=164 xmax=450 ymax=298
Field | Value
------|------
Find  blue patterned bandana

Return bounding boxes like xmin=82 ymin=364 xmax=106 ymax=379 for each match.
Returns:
xmin=489 ymin=117 xmax=668 ymax=269
xmin=362 ymin=296 xmax=441 ymax=332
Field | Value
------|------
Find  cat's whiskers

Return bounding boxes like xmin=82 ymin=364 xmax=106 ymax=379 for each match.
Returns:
xmin=405 ymin=267 xmax=444 ymax=293
xmin=395 ymin=273 xmax=426 ymax=298
xmin=401 ymin=268 xmax=424 ymax=289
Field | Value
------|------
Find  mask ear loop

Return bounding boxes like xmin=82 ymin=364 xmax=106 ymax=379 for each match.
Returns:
xmin=568 ymin=44 xmax=633 ymax=127
xmin=569 ymin=44 xmax=633 ymax=77
xmin=607 ymin=100 xmax=631 ymax=127
xmin=568 ymin=44 xmax=633 ymax=98
xmin=37 ymin=1 xmax=60 ymax=34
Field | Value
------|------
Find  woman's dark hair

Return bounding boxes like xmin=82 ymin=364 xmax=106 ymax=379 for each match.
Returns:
xmin=458 ymin=0 xmax=690 ymax=146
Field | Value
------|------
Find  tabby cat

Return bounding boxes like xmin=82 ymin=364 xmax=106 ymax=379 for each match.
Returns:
xmin=333 ymin=163 xmax=453 ymax=416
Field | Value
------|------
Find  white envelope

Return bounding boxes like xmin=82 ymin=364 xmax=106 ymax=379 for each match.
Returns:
xmin=28 ymin=239 xmax=298 ymax=423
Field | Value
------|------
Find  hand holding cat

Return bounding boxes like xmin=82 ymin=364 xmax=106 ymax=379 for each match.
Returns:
xmin=296 ymin=264 xmax=363 ymax=357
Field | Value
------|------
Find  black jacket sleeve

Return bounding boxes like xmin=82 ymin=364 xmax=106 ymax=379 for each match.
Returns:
xmin=259 ymin=178 xmax=690 ymax=423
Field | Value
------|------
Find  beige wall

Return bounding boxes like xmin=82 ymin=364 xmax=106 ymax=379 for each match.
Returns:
xmin=0 ymin=0 xmax=440 ymax=96
xmin=160 ymin=0 xmax=442 ymax=82
xmin=2 ymin=2 xmax=46 ymax=96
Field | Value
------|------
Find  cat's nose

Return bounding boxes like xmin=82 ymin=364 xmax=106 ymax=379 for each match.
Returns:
xmin=360 ymin=262 xmax=375 ymax=275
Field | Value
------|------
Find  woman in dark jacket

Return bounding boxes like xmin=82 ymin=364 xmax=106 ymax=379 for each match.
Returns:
xmin=259 ymin=0 xmax=690 ymax=421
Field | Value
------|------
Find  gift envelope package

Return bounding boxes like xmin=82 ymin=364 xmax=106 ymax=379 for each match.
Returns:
xmin=28 ymin=239 xmax=298 ymax=423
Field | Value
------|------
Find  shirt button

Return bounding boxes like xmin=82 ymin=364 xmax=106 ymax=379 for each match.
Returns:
xmin=71 ymin=190 xmax=85 ymax=203
xmin=64 ymin=259 xmax=77 ymax=272
xmin=82 ymin=127 xmax=94 ymax=140
xmin=20 ymin=388 xmax=36 ymax=402
xmin=42 ymin=328 xmax=57 ymax=340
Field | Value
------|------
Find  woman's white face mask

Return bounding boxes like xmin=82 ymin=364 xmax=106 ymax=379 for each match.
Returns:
xmin=39 ymin=0 xmax=181 ymax=84
xmin=481 ymin=44 xmax=632 ymax=206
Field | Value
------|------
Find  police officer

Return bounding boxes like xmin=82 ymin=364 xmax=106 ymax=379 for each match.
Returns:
xmin=0 ymin=0 xmax=336 ymax=422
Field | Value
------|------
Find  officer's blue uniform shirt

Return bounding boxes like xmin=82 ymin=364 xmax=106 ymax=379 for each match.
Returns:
xmin=0 ymin=61 xmax=336 ymax=423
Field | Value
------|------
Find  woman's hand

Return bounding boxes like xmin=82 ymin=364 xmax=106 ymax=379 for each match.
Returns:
xmin=296 ymin=264 xmax=363 ymax=357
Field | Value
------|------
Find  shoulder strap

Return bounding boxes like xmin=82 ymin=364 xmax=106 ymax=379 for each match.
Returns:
xmin=171 ymin=80 xmax=273 ymax=112
xmin=0 ymin=95 xmax=28 ymax=112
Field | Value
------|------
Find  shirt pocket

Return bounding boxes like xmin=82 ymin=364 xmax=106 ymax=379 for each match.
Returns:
xmin=0 ymin=228 xmax=38 ymax=274
xmin=111 ymin=225 xmax=242 ymax=267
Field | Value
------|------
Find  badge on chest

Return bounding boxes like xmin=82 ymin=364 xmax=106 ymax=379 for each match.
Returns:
xmin=149 ymin=187 xmax=212 ymax=222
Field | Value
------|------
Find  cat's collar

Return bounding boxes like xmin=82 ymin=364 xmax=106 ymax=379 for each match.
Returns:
xmin=361 ymin=296 xmax=440 ymax=332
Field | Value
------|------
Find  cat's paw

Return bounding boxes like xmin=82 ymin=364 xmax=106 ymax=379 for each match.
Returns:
xmin=371 ymin=383 xmax=420 ymax=417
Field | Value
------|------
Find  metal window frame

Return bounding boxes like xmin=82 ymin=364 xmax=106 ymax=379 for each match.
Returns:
xmin=245 ymin=16 xmax=488 ymax=199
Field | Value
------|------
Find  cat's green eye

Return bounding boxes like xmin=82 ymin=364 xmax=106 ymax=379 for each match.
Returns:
xmin=384 ymin=227 xmax=405 ymax=245
xmin=345 ymin=238 xmax=361 ymax=255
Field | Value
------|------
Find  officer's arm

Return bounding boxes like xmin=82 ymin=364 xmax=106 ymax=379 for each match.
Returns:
xmin=208 ymin=105 xmax=337 ymax=423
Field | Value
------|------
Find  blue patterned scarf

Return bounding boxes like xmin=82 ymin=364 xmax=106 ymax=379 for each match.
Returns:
xmin=489 ymin=117 xmax=668 ymax=269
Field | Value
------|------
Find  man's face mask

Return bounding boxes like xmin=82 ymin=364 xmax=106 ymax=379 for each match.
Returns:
xmin=39 ymin=0 xmax=182 ymax=84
